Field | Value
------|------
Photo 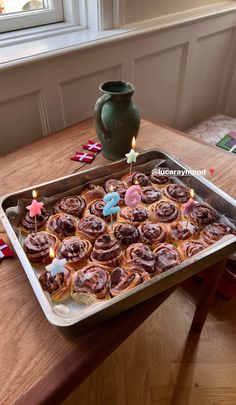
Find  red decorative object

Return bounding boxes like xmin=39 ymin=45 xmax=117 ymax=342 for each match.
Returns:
xmin=70 ymin=152 xmax=95 ymax=163
xmin=82 ymin=140 xmax=102 ymax=153
xmin=0 ymin=239 xmax=14 ymax=262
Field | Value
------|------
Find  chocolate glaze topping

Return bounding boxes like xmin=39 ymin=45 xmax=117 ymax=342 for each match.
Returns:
xmin=182 ymin=241 xmax=205 ymax=258
xmin=54 ymin=195 xmax=86 ymax=218
xmin=154 ymin=243 xmax=181 ymax=272
xmin=150 ymin=200 xmax=179 ymax=223
xmin=92 ymin=234 xmax=121 ymax=262
xmin=73 ymin=264 xmax=110 ymax=298
xmin=114 ymin=223 xmax=139 ymax=246
xmin=150 ymin=171 xmax=170 ymax=185
xmin=171 ymin=221 xmax=199 ymax=241
xmin=57 ymin=236 xmax=89 ymax=262
xmin=24 ymin=231 xmax=57 ymax=263
xmin=141 ymin=186 xmax=161 ymax=204
xmin=77 ymin=215 xmax=108 ymax=241
xmin=89 ymin=200 xmax=113 ymax=222
xmin=124 ymin=243 xmax=155 ymax=273
xmin=39 ymin=268 xmax=69 ymax=293
xmin=48 ymin=213 xmax=77 ymax=239
xmin=120 ymin=206 xmax=148 ymax=223
xmin=22 ymin=207 xmax=49 ymax=231
xmin=164 ymin=184 xmax=190 ymax=203
xmin=139 ymin=223 xmax=167 ymax=245
xmin=190 ymin=204 xmax=218 ymax=226
xmin=110 ymin=266 xmax=150 ymax=297
xmin=202 ymin=222 xmax=236 ymax=245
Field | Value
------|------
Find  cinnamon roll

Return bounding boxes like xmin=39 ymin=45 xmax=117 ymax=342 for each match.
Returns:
xmin=110 ymin=266 xmax=150 ymax=297
xmin=57 ymin=236 xmax=92 ymax=269
xmin=141 ymin=186 xmax=162 ymax=204
xmin=169 ymin=220 xmax=199 ymax=243
xmin=122 ymin=172 xmax=150 ymax=187
xmin=122 ymin=243 xmax=156 ymax=274
xmin=138 ymin=223 xmax=167 ymax=246
xmin=149 ymin=170 xmax=171 ymax=187
xmin=149 ymin=200 xmax=179 ymax=223
xmin=179 ymin=240 xmax=205 ymax=260
xmin=113 ymin=223 xmax=139 ymax=246
xmin=189 ymin=204 xmax=218 ymax=227
xmin=23 ymin=231 xmax=59 ymax=264
xmin=46 ymin=213 xmax=77 ymax=240
xmin=80 ymin=183 xmax=105 ymax=204
xmin=39 ymin=264 xmax=73 ymax=302
xmin=153 ymin=243 xmax=182 ymax=273
xmin=21 ymin=206 xmax=50 ymax=233
xmin=53 ymin=195 xmax=86 ymax=218
xmin=71 ymin=263 xmax=110 ymax=304
xmin=87 ymin=200 xmax=114 ymax=223
xmin=104 ymin=179 xmax=127 ymax=206
xmin=164 ymin=184 xmax=190 ymax=203
xmin=77 ymin=214 xmax=109 ymax=243
xmin=201 ymin=222 xmax=236 ymax=245
xmin=91 ymin=234 xmax=123 ymax=269
xmin=118 ymin=205 xmax=149 ymax=226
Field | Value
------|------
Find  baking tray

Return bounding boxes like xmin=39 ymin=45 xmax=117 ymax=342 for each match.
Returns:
xmin=0 ymin=150 xmax=236 ymax=329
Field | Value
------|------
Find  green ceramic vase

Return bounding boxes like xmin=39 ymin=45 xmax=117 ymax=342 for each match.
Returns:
xmin=94 ymin=81 xmax=140 ymax=160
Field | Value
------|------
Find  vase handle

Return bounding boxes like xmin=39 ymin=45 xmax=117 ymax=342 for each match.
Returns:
xmin=94 ymin=94 xmax=112 ymax=140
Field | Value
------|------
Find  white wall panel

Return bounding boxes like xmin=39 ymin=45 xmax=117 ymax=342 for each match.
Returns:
xmin=0 ymin=92 xmax=45 ymax=155
xmin=134 ymin=44 xmax=187 ymax=126
xmin=61 ymin=65 xmax=121 ymax=126
xmin=1 ymin=10 xmax=236 ymax=153
xmin=185 ymin=29 xmax=233 ymax=128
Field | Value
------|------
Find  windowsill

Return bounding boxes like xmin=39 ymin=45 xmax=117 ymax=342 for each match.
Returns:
xmin=1 ymin=1 xmax=236 ymax=70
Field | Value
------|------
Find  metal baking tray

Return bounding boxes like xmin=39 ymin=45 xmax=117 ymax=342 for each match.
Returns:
xmin=0 ymin=150 xmax=235 ymax=329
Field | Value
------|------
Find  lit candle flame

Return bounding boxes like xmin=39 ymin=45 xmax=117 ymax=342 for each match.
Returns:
xmin=109 ymin=185 xmax=114 ymax=193
xmin=32 ymin=189 xmax=37 ymax=199
xmin=132 ymin=137 xmax=136 ymax=149
xmin=134 ymin=180 xmax=139 ymax=185
xmin=49 ymin=247 xmax=55 ymax=259
xmin=190 ymin=189 xmax=194 ymax=198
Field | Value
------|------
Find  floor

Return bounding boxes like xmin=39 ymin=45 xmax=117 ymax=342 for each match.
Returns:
xmin=62 ymin=278 xmax=236 ymax=405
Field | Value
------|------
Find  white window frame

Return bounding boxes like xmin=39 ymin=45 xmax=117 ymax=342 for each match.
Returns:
xmin=0 ymin=0 xmax=64 ymax=33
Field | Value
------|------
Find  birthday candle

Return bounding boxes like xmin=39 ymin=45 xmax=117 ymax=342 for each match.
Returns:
xmin=125 ymin=137 xmax=139 ymax=175
xmin=45 ymin=247 xmax=67 ymax=277
xmin=125 ymin=183 xmax=141 ymax=208
xmin=103 ymin=185 xmax=120 ymax=217
xmin=26 ymin=190 xmax=44 ymax=234
xmin=182 ymin=189 xmax=197 ymax=229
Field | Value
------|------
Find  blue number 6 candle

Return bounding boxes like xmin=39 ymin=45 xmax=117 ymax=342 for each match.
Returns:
xmin=102 ymin=185 xmax=120 ymax=217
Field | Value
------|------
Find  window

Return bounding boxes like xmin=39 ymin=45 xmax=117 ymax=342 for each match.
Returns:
xmin=0 ymin=0 xmax=63 ymax=33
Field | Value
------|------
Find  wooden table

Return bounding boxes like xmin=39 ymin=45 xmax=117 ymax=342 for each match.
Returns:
xmin=0 ymin=118 xmax=235 ymax=405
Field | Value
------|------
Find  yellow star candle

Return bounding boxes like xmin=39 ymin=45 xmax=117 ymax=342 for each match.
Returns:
xmin=125 ymin=137 xmax=139 ymax=174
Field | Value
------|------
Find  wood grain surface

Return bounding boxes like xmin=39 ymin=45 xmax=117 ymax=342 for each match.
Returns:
xmin=63 ymin=278 xmax=236 ymax=405
xmin=0 ymin=118 xmax=235 ymax=405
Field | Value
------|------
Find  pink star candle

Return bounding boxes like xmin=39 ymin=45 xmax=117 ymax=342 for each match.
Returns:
xmin=182 ymin=189 xmax=197 ymax=229
xmin=26 ymin=190 xmax=44 ymax=234
xmin=125 ymin=182 xmax=142 ymax=208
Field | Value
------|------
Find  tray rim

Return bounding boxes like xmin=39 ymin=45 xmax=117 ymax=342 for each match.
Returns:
xmin=0 ymin=149 xmax=235 ymax=328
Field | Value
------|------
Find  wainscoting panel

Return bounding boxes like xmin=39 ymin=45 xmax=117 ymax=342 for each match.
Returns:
xmin=0 ymin=92 xmax=45 ymax=154
xmin=61 ymin=65 xmax=121 ymax=126
xmin=185 ymin=29 xmax=233 ymax=129
xmin=133 ymin=44 xmax=187 ymax=127
xmin=1 ymin=9 xmax=236 ymax=153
